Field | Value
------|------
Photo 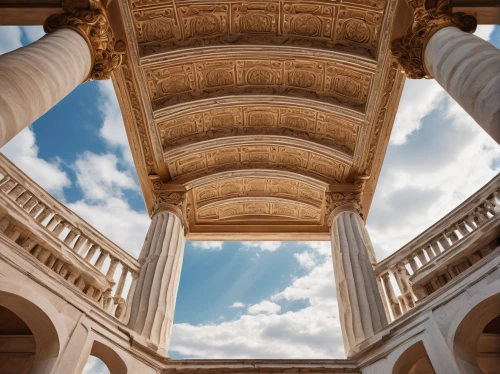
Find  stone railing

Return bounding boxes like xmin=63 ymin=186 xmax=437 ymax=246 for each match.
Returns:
xmin=375 ymin=175 xmax=500 ymax=321
xmin=0 ymin=154 xmax=141 ymax=322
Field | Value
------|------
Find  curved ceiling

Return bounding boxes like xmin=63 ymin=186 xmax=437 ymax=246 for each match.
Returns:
xmin=112 ymin=0 xmax=405 ymax=239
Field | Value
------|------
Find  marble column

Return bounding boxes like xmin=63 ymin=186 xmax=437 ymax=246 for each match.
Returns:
xmin=328 ymin=197 xmax=387 ymax=356
xmin=127 ymin=197 xmax=187 ymax=354
xmin=0 ymin=0 xmax=124 ymax=147
xmin=392 ymin=0 xmax=499 ymax=143
xmin=424 ymin=27 xmax=500 ymax=143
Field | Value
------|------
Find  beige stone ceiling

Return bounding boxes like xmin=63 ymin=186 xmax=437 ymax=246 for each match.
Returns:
xmin=111 ymin=0 xmax=405 ymax=239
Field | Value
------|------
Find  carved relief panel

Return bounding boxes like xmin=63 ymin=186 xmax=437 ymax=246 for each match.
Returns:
xmin=165 ymin=144 xmax=349 ymax=183
xmin=145 ymin=57 xmax=372 ymax=110
xmin=129 ymin=0 xmax=384 ymax=57
xmin=157 ymin=105 xmax=359 ymax=155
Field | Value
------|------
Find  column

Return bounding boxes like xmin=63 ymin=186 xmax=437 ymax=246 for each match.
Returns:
xmin=327 ymin=193 xmax=388 ymax=356
xmin=392 ymin=0 xmax=499 ymax=144
xmin=0 ymin=0 xmax=125 ymax=147
xmin=127 ymin=190 xmax=188 ymax=356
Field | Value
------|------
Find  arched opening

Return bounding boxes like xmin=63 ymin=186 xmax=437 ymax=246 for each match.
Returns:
xmin=454 ymin=294 xmax=500 ymax=374
xmin=392 ymin=341 xmax=436 ymax=374
xmin=0 ymin=291 xmax=60 ymax=374
xmin=83 ymin=341 xmax=127 ymax=374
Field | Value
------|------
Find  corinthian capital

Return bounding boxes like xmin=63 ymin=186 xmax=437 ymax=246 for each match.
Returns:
xmin=44 ymin=0 xmax=125 ymax=81
xmin=150 ymin=179 xmax=189 ymax=231
xmin=325 ymin=192 xmax=363 ymax=227
xmin=391 ymin=0 xmax=476 ymax=79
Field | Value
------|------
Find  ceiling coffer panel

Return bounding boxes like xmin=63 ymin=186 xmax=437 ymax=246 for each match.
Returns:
xmin=130 ymin=0 xmax=385 ymax=58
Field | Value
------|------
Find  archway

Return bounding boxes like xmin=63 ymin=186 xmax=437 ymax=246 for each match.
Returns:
xmin=454 ymin=294 xmax=500 ymax=374
xmin=83 ymin=341 xmax=127 ymax=374
xmin=392 ymin=341 xmax=436 ymax=374
xmin=0 ymin=291 xmax=60 ymax=374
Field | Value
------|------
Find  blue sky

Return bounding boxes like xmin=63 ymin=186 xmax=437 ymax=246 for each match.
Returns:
xmin=0 ymin=25 xmax=499 ymax=373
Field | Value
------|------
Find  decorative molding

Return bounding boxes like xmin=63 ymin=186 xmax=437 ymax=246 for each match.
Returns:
xmin=325 ymin=192 xmax=363 ymax=226
xmin=150 ymin=179 xmax=189 ymax=231
xmin=391 ymin=0 xmax=476 ymax=79
xmin=44 ymin=0 xmax=126 ymax=80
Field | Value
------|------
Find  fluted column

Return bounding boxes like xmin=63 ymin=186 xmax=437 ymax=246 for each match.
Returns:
xmin=392 ymin=0 xmax=499 ymax=143
xmin=128 ymin=187 xmax=188 ymax=355
xmin=327 ymin=193 xmax=388 ymax=356
xmin=0 ymin=0 xmax=124 ymax=147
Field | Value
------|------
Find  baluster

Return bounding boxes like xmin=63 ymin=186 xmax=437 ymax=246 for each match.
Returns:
xmin=15 ymin=191 xmax=32 ymax=206
xmin=473 ymin=207 xmax=488 ymax=225
xmin=85 ymin=285 xmax=95 ymax=298
xmin=0 ymin=175 xmax=11 ymax=187
xmin=52 ymin=220 xmax=67 ymax=237
xmin=123 ymin=271 xmax=139 ymax=322
xmin=75 ymin=277 xmax=86 ymax=291
xmin=0 ymin=179 xmax=16 ymax=193
xmin=416 ymin=249 xmax=428 ymax=266
xmin=407 ymin=256 xmax=419 ymax=273
xmin=73 ymin=235 xmax=88 ymax=253
xmin=94 ymin=250 xmax=108 ymax=270
xmin=45 ymin=214 xmax=61 ymax=230
xmin=438 ymin=234 xmax=451 ymax=250
xmin=483 ymin=199 xmax=496 ymax=216
xmin=67 ymin=272 xmax=79 ymax=284
xmin=63 ymin=226 xmax=79 ymax=246
xmin=31 ymin=246 xmax=43 ymax=258
xmin=115 ymin=267 xmax=128 ymax=298
xmin=106 ymin=258 xmax=119 ymax=279
xmin=0 ymin=218 xmax=10 ymax=232
xmin=490 ymin=192 xmax=500 ymax=215
xmin=457 ymin=220 xmax=470 ymax=236
xmin=45 ymin=256 xmax=57 ymax=269
xmin=7 ymin=184 xmax=24 ymax=199
xmin=37 ymin=249 xmax=52 ymax=264
xmin=7 ymin=228 xmax=21 ymax=242
xmin=23 ymin=197 xmax=38 ymax=212
xmin=425 ymin=244 xmax=436 ymax=260
xmin=381 ymin=272 xmax=401 ymax=318
xmin=84 ymin=244 xmax=98 ymax=262
xmin=445 ymin=227 xmax=459 ymax=244
xmin=464 ymin=214 xmax=477 ymax=230
xmin=34 ymin=205 xmax=52 ymax=222
xmin=20 ymin=238 xmax=37 ymax=252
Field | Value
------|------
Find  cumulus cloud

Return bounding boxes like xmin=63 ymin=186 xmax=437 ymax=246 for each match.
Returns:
xmin=230 ymin=302 xmax=245 ymax=308
xmin=241 ymin=241 xmax=282 ymax=252
xmin=247 ymin=300 xmax=281 ymax=315
xmin=191 ymin=241 xmax=224 ymax=250
xmin=1 ymin=128 xmax=70 ymax=196
xmin=293 ymin=251 xmax=316 ymax=269
xmin=72 ymin=151 xmax=138 ymax=201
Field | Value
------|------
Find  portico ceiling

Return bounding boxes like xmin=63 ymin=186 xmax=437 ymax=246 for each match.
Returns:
xmin=111 ymin=0 xmax=405 ymax=239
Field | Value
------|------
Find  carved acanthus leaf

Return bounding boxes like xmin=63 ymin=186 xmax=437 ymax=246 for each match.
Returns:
xmin=391 ymin=0 xmax=476 ymax=79
xmin=151 ymin=189 xmax=189 ymax=232
xmin=44 ymin=0 xmax=126 ymax=81
xmin=325 ymin=191 xmax=362 ymax=226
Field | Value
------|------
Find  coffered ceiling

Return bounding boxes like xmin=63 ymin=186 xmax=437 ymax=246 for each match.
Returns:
xmin=111 ymin=0 xmax=405 ymax=239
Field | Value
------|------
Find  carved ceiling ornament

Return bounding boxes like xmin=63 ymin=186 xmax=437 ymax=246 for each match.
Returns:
xmin=391 ymin=0 xmax=476 ymax=79
xmin=150 ymin=179 xmax=189 ymax=232
xmin=325 ymin=191 xmax=363 ymax=226
xmin=44 ymin=0 xmax=126 ymax=80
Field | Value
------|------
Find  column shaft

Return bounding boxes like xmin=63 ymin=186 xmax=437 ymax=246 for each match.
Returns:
xmin=128 ymin=211 xmax=185 ymax=354
xmin=424 ymin=27 xmax=500 ymax=143
xmin=330 ymin=211 xmax=387 ymax=356
xmin=0 ymin=28 xmax=91 ymax=146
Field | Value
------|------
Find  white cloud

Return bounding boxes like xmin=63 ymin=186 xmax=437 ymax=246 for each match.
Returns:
xmin=247 ymin=300 xmax=281 ymax=315
xmin=170 ymin=242 xmax=343 ymax=359
xmin=241 ymin=241 xmax=282 ymax=252
xmin=293 ymin=251 xmax=316 ymax=269
xmin=83 ymin=356 xmax=110 ymax=374
xmin=1 ymin=128 xmax=70 ymax=196
xmin=230 ymin=302 xmax=245 ymax=308
xmin=191 ymin=241 xmax=224 ymax=250
xmin=474 ymin=25 xmax=495 ymax=41
xmin=72 ymin=152 xmax=138 ymax=201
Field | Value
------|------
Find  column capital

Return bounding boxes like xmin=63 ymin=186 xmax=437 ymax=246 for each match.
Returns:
xmin=151 ymin=191 xmax=189 ymax=232
xmin=43 ymin=0 xmax=125 ymax=81
xmin=391 ymin=0 xmax=476 ymax=79
xmin=325 ymin=192 xmax=363 ymax=227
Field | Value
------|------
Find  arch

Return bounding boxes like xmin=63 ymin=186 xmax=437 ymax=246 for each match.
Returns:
xmin=0 ymin=290 xmax=60 ymax=374
xmin=392 ymin=341 xmax=436 ymax=374
xmin=453 ymin=293 xmax=500 ymax=373
xmin=90 ymin=340 xmax=127 ymax=374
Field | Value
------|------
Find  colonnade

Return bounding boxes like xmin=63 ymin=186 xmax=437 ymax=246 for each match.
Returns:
xmin=0 ymin=0 xmax=498 ymax=360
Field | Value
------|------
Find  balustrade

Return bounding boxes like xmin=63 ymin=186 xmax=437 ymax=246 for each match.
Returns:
xmin=0 ymin=154 xmax=141 ymax=322
xmin=376 ymin=176 xmax=500 ymax=322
